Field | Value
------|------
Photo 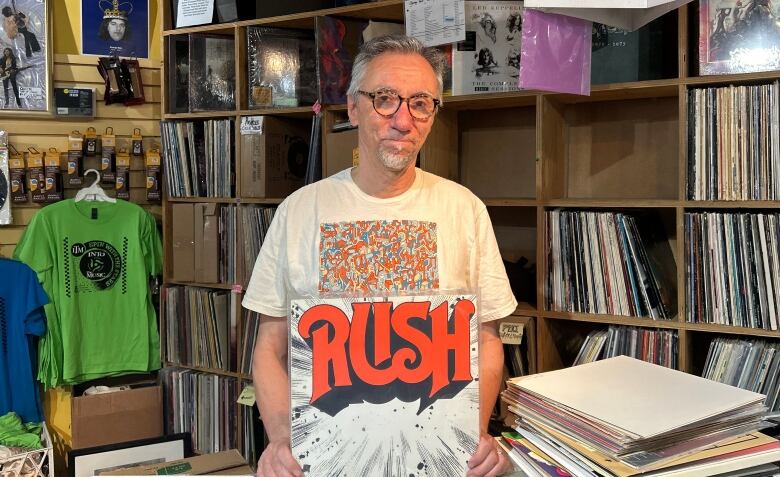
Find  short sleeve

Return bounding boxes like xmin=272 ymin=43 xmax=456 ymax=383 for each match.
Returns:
xmin=13 ymin=211 xmax=54 ymax=279
xmin=22 ymin=265 xmax=48 ymax=337
xmin=242 ymin=201 xmax=289 ymax=317
xmin=475 ymin=207 xmax=517 ymax=322
xmin=142 ymin=212 xmax=163 ymax=276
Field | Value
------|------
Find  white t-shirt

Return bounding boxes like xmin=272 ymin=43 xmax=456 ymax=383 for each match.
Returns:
xmin=243 ymin=167 xmax=517 ymax=321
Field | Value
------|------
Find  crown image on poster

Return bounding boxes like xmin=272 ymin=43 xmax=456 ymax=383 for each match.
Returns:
xmin=289 ymin=293 xmax=480 ymax=476
xmin=100 ymin=0 xmax=131 ymax=21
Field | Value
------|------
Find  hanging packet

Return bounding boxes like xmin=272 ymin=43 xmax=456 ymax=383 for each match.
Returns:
xmin=0 ymin=131 xmax=10 ymax=224
xmin=27 ymin=148 xmax=45 ymax=203
xmin=9 ymin=145 xmax=27 ymax=203
xmin=115 ymin=149 xmax=131 ymax=200
xmin=68 ymin=130 xmax=84 ymax=186
xmin=101 ymin=127 xmax=116 ymax=182
xmin=45 ymin=148 xmax=63 ymax=203
xmin=145 ymin=148 xmax=161 ymax=202
xmin=131 ymin=128 xmax=143 ymax=156
xmin=84 ymin=126 xmax=99 ymax=156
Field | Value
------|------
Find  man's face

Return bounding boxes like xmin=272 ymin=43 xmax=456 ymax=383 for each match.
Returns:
xmin=347 ymin=52 xmax=439 ymax=173
xmin=107 ymin=19 xmax=126 ymax=41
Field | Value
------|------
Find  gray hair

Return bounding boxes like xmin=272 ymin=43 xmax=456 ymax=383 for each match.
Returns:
xmin=347 ymin=34 xmax=447 ymax=102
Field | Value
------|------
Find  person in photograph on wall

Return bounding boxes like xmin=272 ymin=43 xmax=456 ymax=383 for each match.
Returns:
xmin=1 ymin=47 xmax=21 ymax=107
xmin=98 ymin=0 xmax=132 ymax=42
xmin=1 ymin=3 xmax=40 ymax=58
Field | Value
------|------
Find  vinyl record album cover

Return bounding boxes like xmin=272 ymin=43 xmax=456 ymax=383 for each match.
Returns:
xmin=247 ymin=27 xmax=317 ymax=109
xmin=189 ymin=34 xmax=235 ymax=112
xmin=290 ymin=294 xmax=480 ymax=476
xmin=699 ymin=0 xmax=780 ymax=75
xmin=315 ymin=16 xmax=367 ymax=105
xmin=452 ymin=1 xmax=523 ymax=95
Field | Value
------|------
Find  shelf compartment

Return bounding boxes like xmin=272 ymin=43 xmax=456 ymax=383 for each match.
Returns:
xmin=489 ymin=206 xmax=538 ymax=309
xmin=423 ymin=105 xmax=538 ymax=199
xmin=543 ymin=207 xmax=679 ymax=320
xmin=542 ymin=95 xmax=680 ymax=201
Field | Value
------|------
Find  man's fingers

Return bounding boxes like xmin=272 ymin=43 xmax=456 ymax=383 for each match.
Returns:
xmin=467 ymin=447 xmax=499 ymax=477
xmin=277 ymin=445 xmax=303 ymax=477
xmin=467 ymin=436 xmax=494 ymax=468
xmin=485 ymin=451 xmax=512 ymax=477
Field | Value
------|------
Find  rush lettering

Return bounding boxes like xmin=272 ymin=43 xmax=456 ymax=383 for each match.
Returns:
xmin=298 ymin=300 xmax=476 ymax=405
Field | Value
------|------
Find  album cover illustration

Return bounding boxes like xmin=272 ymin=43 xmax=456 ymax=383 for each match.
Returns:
xmin=699 ymin=0 xmax=780 ymax=75
xmin=290 ymin=294 xmax=480 ymax=476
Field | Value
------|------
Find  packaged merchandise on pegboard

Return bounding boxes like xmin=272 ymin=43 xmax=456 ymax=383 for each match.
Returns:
xmin=0 ymin=130 xmax=10 ymax=225
xmin=9 ymin=146 xmax=27 ymax=204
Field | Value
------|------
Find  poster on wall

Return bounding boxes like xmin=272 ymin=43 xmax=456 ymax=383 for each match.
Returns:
xmin=81 ymin=0 xmax=148 ymax=58
xmin=452 ymin=1 xmax=523 ymax=96
xmin=0 ymin=0 xmax=50 ymax=113
xmin=290 ymin=293 xmax=480 ymax=476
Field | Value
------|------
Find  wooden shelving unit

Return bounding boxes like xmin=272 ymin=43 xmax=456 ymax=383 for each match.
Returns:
xmin=158 ymin=0 xmax=780 ymax=462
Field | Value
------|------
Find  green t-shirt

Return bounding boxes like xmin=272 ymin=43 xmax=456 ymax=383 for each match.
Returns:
xmin=14 ymin=199 xmax=162 ymax=387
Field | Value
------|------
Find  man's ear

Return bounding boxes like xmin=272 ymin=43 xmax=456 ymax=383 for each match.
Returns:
xmin=347 ymin=94 xmax=359 ymax=127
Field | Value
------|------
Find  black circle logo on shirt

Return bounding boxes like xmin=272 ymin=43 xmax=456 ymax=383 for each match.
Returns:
xmin=72 ymin=241 xmax=122 ymax=290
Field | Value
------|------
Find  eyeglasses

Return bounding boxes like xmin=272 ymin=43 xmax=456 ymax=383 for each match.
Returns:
xmin=357 ymin=90 xmax=440 ymax=120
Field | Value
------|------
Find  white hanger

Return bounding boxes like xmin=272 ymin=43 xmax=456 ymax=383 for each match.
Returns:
xmin=74 ymin=169 xmax=117 ymax=203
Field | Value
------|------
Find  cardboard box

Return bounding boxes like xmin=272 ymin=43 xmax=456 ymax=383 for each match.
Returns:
xmin=171 ymin=203 xmax=195 ymax=282
xmin=104 ymin=449 xmax=252 ymax=475
xmin=71 ymin=386 xmax=163 ymax=450
xmin=325 ymin=128 xmax=358 ymax=177
xmin=194 ymin=203 xmax=219 ymax=283
xmin=240 ymin=116 xmax=309 ymax=198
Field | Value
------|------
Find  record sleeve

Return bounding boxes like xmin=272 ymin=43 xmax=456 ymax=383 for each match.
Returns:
xmin=699 ymin=0 xmax=780 ymax=75
xmin=452 ymin=1 xmax=523 ymax=96
xmin=189 ymin=34 xmax=236 ymax=112
xmin=290 ymin=293 xmax=479 ymax=476
xmin=247 ymin=27 xmax=318 ymax=109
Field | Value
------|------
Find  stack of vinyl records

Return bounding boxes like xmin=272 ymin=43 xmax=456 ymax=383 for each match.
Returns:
xmin=501 ymin=356 xmax=780 ymax=477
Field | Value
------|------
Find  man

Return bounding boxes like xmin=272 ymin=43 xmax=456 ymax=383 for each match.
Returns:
xmin=1 ymin=6 xmax=40 ymax=58
xmin=98 ymin=0 xmax=132 ymax=42
xmin=243 ymin=35 xmax=517 ymax=477
xmin=1 ymin=47 xmax=21 ymax=108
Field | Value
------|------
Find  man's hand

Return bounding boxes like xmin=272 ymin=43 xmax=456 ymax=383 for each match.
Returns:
xmin=256 ymin=440 xmax=303 ymax=477
xmin=466 ymin=434 xmax=513 ymax=477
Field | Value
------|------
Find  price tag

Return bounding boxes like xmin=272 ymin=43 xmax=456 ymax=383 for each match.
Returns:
xmin=240 ymin=116 xmax=264 ymax=135
xmin=499 ymin=322 xmax=524 ymax=345
xmin=237 ymin=385 xmax=256 ymax=407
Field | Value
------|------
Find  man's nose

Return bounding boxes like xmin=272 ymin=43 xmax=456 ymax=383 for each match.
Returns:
xmin=390 ymin=101 xmax=414 ymax=131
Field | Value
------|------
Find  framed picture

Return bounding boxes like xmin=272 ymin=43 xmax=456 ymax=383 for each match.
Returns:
xmin=0 ymin=0 xmax=51 ymax=114
xmin=68 ymin=433 xmax=192 ymax=477
xmin=81 ymin=0 xmax=149 ymax=58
